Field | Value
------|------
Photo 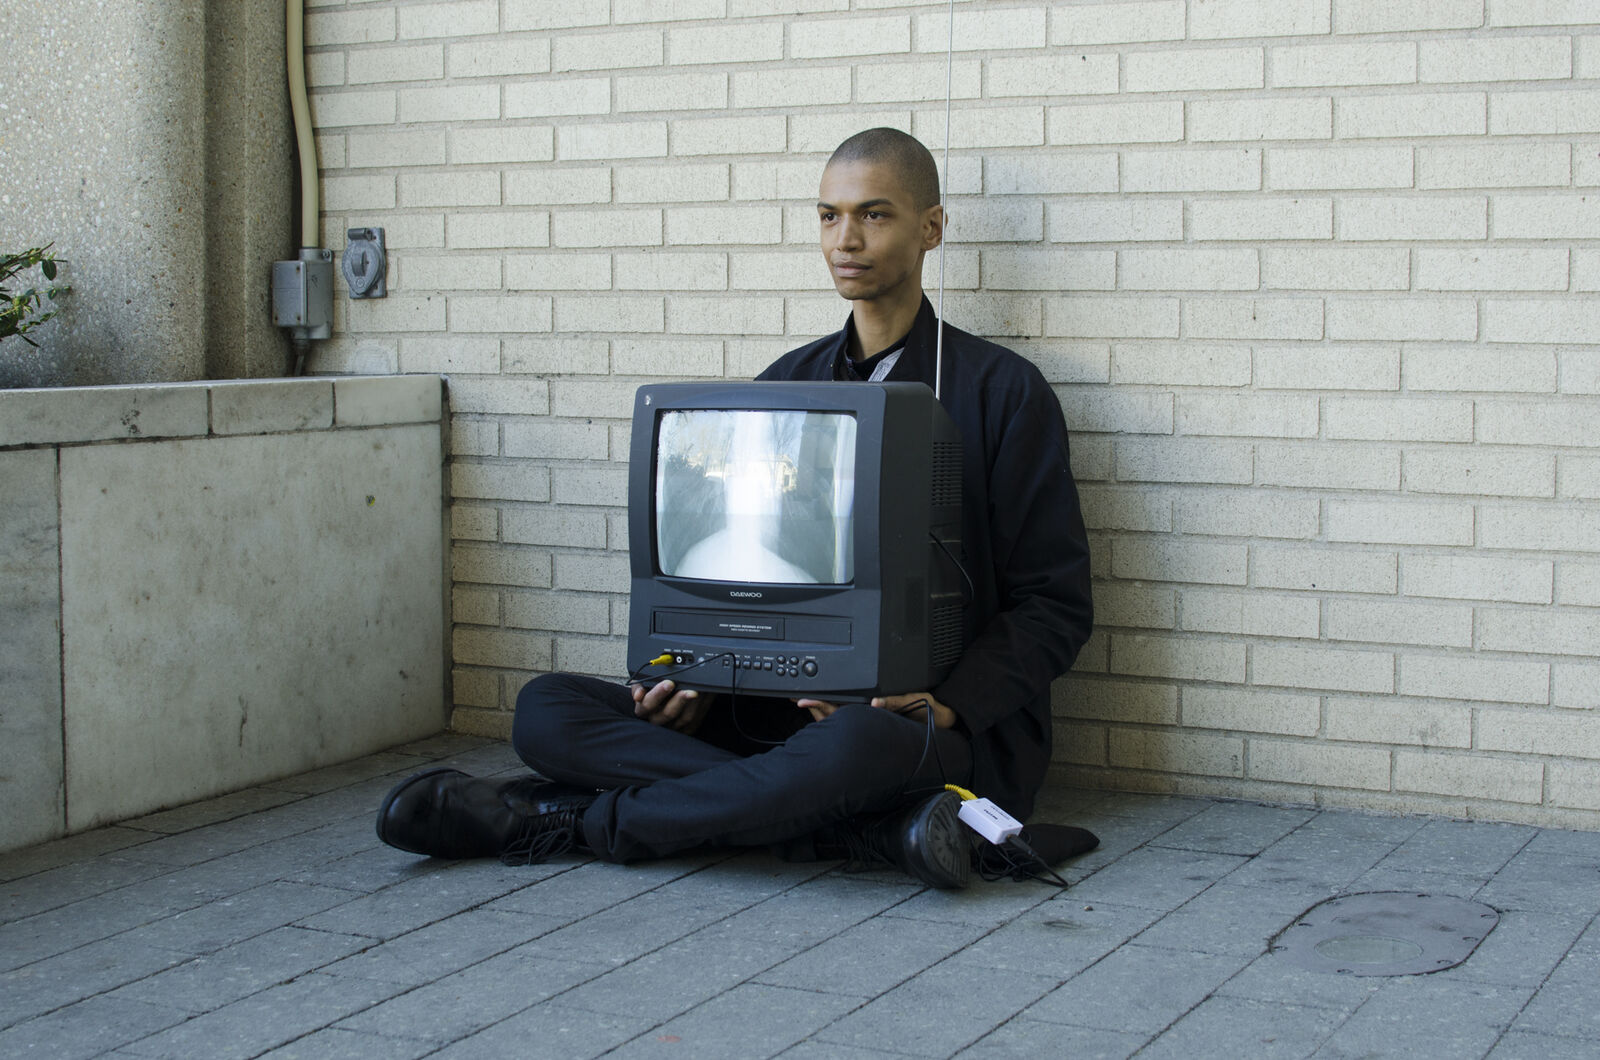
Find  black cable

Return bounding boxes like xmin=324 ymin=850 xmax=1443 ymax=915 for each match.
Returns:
xmin=929 ymin=530 xmax=975 ymax=603
xmin=975 ymin=834 xmax=1072 ymax=889
xmin=883 ymin=696 xmax=953 ymax=805
xmin=727 ymin=665 xmax=802 ymax=749
xmin=628 ymin=651 xmax=755 ymax=741
xmin=625 ymin=651 xmax=734 ymax=688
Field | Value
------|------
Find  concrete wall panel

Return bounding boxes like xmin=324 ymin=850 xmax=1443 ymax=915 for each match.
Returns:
xmin=59 ymin=424 xmax=444 ymax=829
xmin=0 ymin=449 xmax=65 ymax=850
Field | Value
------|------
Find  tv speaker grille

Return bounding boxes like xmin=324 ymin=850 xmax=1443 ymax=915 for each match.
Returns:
xmin=931 ymin=604 xmax=964 ymax=667
xmin=931 ymin=443 xmax=962 ymax=508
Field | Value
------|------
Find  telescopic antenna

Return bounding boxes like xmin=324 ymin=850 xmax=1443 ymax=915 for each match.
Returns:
xmin=934 ymin=0 xmax=955 ymax=401
xmin=934 ymin=0 xmax=953 ymax=403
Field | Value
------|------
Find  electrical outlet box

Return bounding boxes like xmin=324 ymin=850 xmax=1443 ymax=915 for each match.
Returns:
xmin=272 ymin=249 xmax=334 ymax=339
xmin=342 ymin=227 xmax=387 ymax=299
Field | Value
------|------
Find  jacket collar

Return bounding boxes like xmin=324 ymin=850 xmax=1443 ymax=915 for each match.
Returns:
xmin=828 ymin=297 xmax=942 ymax=386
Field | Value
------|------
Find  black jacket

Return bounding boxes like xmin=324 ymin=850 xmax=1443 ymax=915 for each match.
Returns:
xmin=758 ymin=298 xmax=1094 ymax=818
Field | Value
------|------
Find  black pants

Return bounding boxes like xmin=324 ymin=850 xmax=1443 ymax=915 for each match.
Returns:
xmin=511 ymin=673 xmax=974 ymax=863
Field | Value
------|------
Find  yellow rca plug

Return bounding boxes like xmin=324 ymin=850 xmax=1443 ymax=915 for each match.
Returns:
xmin=944 ymin=784 xmax=978 ymax=802
xmin=648 ymin=653 xmax=675 ymax=667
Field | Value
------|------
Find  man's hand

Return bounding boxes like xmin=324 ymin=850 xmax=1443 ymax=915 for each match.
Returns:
xmin=795 ymin=697 xmax=840 ymax=723
xmin=795 ymin=692 xmax=957 ymax=729
xmin=632 ymin=679 xmax=714 ymax=734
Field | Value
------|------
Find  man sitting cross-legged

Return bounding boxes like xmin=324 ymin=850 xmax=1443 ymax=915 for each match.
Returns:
xmin=378 ymin=128 xmax=1094 ymax=888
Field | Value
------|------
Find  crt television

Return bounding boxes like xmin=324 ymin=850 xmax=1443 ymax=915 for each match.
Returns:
xmin=627 ymin=380 xmax=966 ymax=702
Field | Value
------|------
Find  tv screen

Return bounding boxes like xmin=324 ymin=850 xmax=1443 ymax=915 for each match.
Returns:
xmin=655 ymin=410 xmax=857 ymax=585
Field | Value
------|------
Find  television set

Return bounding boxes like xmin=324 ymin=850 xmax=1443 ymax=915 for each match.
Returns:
xmin=627 ymin=380 xmax=966 ymax=702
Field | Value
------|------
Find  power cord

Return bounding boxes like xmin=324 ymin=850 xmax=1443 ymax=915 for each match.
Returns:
xmin=942 ymin=784 xmax=1073 ymax=890
xmin=929 ymin=530 xmax=975 ymax=603
xmin=630 ymin=651 xmax=791 ymax=748
xmin=883 ymin=696 xmax=949 ymax=805
xmin=627 ymin=651 xmax=733 ymax=688
xmin=975 ymin=833 xmax=1072 ymax=889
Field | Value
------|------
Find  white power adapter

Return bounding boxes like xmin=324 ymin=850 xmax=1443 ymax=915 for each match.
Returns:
xmin=957 ymin=797 xmax=1023 ymax=845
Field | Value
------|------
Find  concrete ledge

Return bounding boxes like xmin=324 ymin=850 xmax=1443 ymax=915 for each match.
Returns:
xmin=210 ymin=378 xmax=334 ymax=435
xmin=0 ymin=385 xmax=210 ymax=447
xmin=0 ymin=375 xmax=444 ymax=449
xmin=335 ymin=374 xmax=445 ymax=428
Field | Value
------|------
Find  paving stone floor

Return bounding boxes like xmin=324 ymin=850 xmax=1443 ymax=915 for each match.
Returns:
xmin=4 ymin=733 xmax=1600 ymax=1059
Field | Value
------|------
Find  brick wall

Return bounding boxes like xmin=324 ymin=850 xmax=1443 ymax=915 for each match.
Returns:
xmin=305 ymin=0 xmax=1600 ymax=828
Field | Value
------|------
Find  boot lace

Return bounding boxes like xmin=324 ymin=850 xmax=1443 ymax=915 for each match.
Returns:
xmin=499 ymin=808 xmax=582 ymax=866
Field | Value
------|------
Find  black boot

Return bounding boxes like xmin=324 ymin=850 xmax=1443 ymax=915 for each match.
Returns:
xmin=375 ymin=767 xmax=597 ymax=861
xmin=818 ymin=791 xmax=972 ymax=889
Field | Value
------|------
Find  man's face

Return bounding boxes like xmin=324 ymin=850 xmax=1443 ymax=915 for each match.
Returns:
xmin=817 ymin=160 xmax=941 ymax=305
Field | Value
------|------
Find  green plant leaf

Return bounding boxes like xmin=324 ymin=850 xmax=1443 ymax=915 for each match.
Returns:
xmin=0 ymin=245 xmax=67 ymax=347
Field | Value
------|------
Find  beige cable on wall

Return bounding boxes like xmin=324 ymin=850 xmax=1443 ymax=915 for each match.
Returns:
xmin=286 ymin=0 xmax=319 ymax=249
xmin=274 ymin=0 xmax=335 ymax=375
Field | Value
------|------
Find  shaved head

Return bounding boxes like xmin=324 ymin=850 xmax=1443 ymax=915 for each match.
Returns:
xmin=826 ymin=128 xmax=941 ymax=212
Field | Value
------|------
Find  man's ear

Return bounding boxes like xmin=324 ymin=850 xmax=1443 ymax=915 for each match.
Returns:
xmin=922 ymin=204 xmax=945 ymax=251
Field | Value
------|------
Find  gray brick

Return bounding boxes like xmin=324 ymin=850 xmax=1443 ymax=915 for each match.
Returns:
xmin=1150 ymin=802 xmax=1315 ymax=857
xmin=1221 ymin=834 xmax=1393 ymax=908
xmin=529 ymin=888 xmax=739 ymax=964
xmin=1317 ymin=977 xmax=1535 ymax=1059
xmin=295 ymin=864 xmax=545 ymax=940
xmin=956 ymin=1019 xmax=1148 ymax=1059
xmin=0 ymin=936 xmax=189 ymax=1030
xmin=1132 ymin=885 xmax=1305 ymax=958
xmin=430 ymin=1001 xmax=655 ymax=1060
xmin=1023 ymin=944 xmax=1250 ymax=1034
xmin=756 ymin=915 xmax=986 ymax=999
xmin=714 ymin=875 xmax=917 ymax=943
xmin=1379 ymin=818 xmax=1537 ymax=878
xmin=255 ymin=1026 xmax=438 ymax=1060
xmin=0 ymin=854 xmax=172 ymax=926
xmin=487 ymin=856 xmax=714 ymax=920
xmin=1135 ymin=996 xmax=1341 ymax=1060
xmin=0 ymin=888 xmax=194 ymax=978
xmin=335 ymin=945 xmax=609 ymax=1043
xmin=118 ymin=973 xmax=404 ymax=1060
xmin=615 ymin=983 xmax=862 ymax=1059
xmin=315 ymin=908 xmax=564 ymax=986
xmin=109 ymin=925 xmax=370 ymax=1013
xmin=1218 ymin=952 xmax=1382 ymax=1011
xmin=1066 ymin=846 xmax=1248 ymax=911
xmin=958 ymin=900 xmax=1162 ymax=980
xmin=0 ymin=827 xmax=153 ymax=884
xmin=1443 ymin=910 xmax=1591 ymax=989
xmin=1476 ymin=852 xmax=1600 ymax=917
xmin=1513 ymin=947 xmax=1600 ymax=1042
xmin=0 ymin=995 xmax=189 ymax=1060
xmin=117 ymin=881 xmax=359 ymax=956
xmin=1343 ymin=864 xmax=1486 ymax=898
xmin=1489 ymin=1030 xmax=1600 ymax=1060
xmin=560 ymin=921 xmax=800 ymax=1022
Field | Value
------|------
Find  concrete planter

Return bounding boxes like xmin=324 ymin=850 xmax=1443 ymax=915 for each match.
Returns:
xmin=0 ymin=376 xmax=448 ymax=852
